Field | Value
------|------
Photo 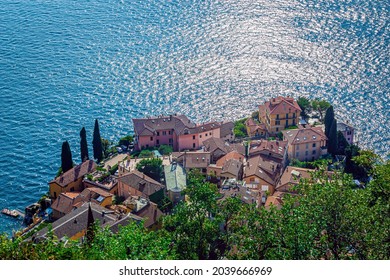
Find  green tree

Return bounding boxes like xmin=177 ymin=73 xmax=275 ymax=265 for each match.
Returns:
xmin=80 ymin=127 xmax=89 ymax=162
xmin=163 ymin=171 xmax=223 ymax=259
xmin=136 ymin=158 xmax=163 ymax=182
xmin=61 ymin=141 xmax=73 ymax=173
xmin=337 ymin=131 xmax=349 ymax=155
xmin=324 ymin=106 xmax=334 ymax=138
xmin=118 ymin=135 xmax=133 ymax=147
xmin=92 ymin=119 xmax=103 ymax=162
xmin=297 ymin=96 xmax=311 ymax=117
xmin=158 ymin=145 xmax=173 ymax=156
xmin=101 ymin=138 xmax=112 ymax=158
xmin=233 ymin=118 xmax=248 ymax=138
xmin=327 ymin=119 xmax=338 ymax=156
xmin=311 ymin=99 xmax=331 ymax=121
xmin=352 ymin=150 xmax=381 ymax=177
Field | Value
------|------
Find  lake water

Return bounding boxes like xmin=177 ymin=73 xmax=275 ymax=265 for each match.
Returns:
xmin=0 ymin=0 xmax=388 ymax=234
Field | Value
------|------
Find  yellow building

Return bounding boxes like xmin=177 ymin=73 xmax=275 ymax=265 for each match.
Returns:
xmin=49 ymin=160 xmax=97 ymax=199
xmin=259 ymin=96 xmax=302 ymax=136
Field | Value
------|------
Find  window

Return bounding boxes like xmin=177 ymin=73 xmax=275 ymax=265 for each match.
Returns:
xmin=192 ymin=135 xmax=195 ymax=140
xmin=205 ymin=133 xmax=208 ymax=136
xmin=163 ymin=131 xmax=166 ymax=136
xmin=150 ymin=137 xmax=153 ymax=141
xmin=146 ymin=144 xmax=149 ymax=148
xmin=312 ymin=150 xmax=316 ymax=155
xmin=276 ymin=120 xmax=280 ymax=125
xmin=210 ymin=132 xmax=212 ymax=135
xmin=157 ymin=131 xmax=160 ymax=136
xmin=285 ymin=120 xmax=288 ymax=127
xmin=306 ymin=143 xmax=309 ymax=149
xmin=286 ymin=113 xmax=288 ymax=119
xmin=70 ymin=187 xmax=74 ymax=192
xmin=54 ymin=192 xmax=57 ymax=199
xmin=296 ymin=145 xmax=299 ymax=150
xmin=169 ymin=138 xmax=173 ymax=144
xmin=276 ymin=114 xmax=279 ymax=119
xmin=296 ymin=152 xmax=299 ymax=157
xmin=347 ymin=131 xmax=352 ymax=135
xmin=305 ymin=151 xmax=309 ymax=156
xmin=156 ymin=139 xmax=160 ymax=145
xmin=312 ymin=143 xmax=316 ymax=148
xmin=276 ymin=127 xmax=279 ymax=132
xmin=193 ymin=143 xmax=196 ymax=148
xmin=169 ymin=130 xmax=172 ymax=135
xmin=199 ymin=135 xmax=202 ymax=138
xmin=293 ymin=113 xmax=296 ymax=118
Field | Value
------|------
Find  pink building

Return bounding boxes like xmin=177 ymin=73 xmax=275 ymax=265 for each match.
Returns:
xmin=337 ymin=121 xmax=355 ymax=145
xmin=133 ymin=114 xmax=221 ymax=151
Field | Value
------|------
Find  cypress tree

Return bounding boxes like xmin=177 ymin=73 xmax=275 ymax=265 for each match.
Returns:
xmin=92 ymin=119 xmax=103 ymax=162
xmin=61 ymin=141 xmax=73 ymax=173
xmin=80 ymin=127 xmax=89 ymax=162
xmin=328 ymin=119 xmax=338 ymax=156
xmin=324 ymin=106 xmax=334 ymax=138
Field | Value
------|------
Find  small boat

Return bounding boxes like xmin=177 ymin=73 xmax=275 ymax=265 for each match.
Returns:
xmin=1 ymin=208 xmax=20 ymax=218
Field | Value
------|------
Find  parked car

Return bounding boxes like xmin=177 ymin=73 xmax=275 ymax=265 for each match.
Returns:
xmin=116 ymin=147 xmax=123 ymax=153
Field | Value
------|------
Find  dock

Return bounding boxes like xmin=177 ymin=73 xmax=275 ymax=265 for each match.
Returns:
xmin=1 ymin=208 xmax=25 ymax=218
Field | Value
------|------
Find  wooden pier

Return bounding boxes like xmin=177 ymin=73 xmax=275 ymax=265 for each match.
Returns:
xmin=1 ymin=208 xmax=25 ymax=218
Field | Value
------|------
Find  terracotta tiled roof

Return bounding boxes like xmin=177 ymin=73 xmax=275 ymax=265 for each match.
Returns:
xmin=220 ymin=121 xmax=234 ymax=138
xmin=221 ymin=159 xmax=243 ymax=178
xmin=244 ymin=155 xmax=282 ymax=186
xmin=34 ymin=202 xmax=118 ymax=241
xmin=118 ymin=170 xmax=164 ymax=196
xmin=50 ymin=160 xmax=97 ymax=188
xmin=187 ymin=122 xmax=221 ymax=134
xmin=51 ymin=192 xmax=81 ymax=216
xmin=248 ymin=140 xmax=287 ymax=158
xmin=276 ymin=166 xmax=314 ymax=192
xmin=174 ymin=151 xmax=211 ymax=169
xmin=263 ymin=96 xmax=302 ymax=115
xmin=264 ymin=195 xmax=283 ymax=209
xmin=216 ymin=151 xmax=244 ymax=166
xmin=133 ymin=114 xmax=196 ymax=137
xmin=283 ymin=126 xmax=327 ymax=145
xmin=203 ymin=137 xmax=229 ymax=154
xmin=133 ymin=201 xmax=163 ymax=228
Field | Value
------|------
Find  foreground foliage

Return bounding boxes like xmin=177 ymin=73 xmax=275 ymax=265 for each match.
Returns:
xmin=1 ymin=162 xmax=388 ymax=260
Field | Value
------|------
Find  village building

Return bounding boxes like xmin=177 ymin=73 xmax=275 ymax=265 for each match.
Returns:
xmin=337 ymin=121 xmax=355 ymax=145
xmin=123 ymin=196 xmax=163 ymax=229
xmin=48 ymin=160 xmax=97 ymax=199
xmin=51 ymin=192 xmax=81 ymax=220
xmin=259 ymin=96 xmax=302 ymax=136
xmin=282 ymin=126 xmax=328 ymax=162
xmin=243 ymin=155 xmax=283 ymax=197
xmin=203 ymin=137 xmax=246 ymax=163
xmin=78 ymin=187 xmax=113 ymax=208
xmin=207 ymin=151 xmax=245 ymax=181
xmin=248 ymin=139 xmax=288 ymax=165
xmin=132 ymin=114 xmax=221 ymax=151
xmin=118 ymin=170 xmax=165 ymax=205
xmin=32 ymin=202 xmax=140 ymax=242
xmin=219 ymin=121 xmax=235 ymax=142
xmin=218 ymin=179 xmax=261 ymax=207
xmin=245 ymin=118 xmax=267 ymax=138
xmin=83 ymin=177 xmax=118 ymax=195
xmin=171 ymin=150 xmax=211 ymax=174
